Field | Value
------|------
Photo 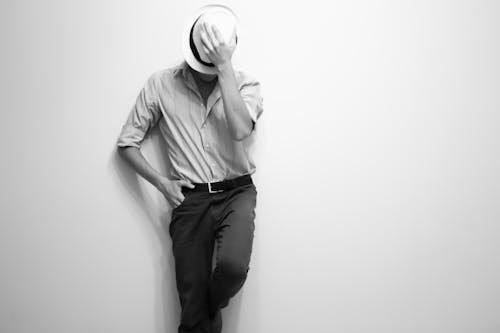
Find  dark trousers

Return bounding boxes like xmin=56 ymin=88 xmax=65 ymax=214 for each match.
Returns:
xmin=168 ymin=181 xmax=257 ymax=333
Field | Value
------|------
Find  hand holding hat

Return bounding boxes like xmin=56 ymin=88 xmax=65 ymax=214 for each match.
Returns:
xmin=200 ymin=22 xmax=237 ymax=72
xmin=182 ymin=4 xmax=239 ymax=75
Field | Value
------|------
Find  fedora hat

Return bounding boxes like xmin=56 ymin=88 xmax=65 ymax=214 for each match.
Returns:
xmin=182 ymin=4 xmax=239 ymax=74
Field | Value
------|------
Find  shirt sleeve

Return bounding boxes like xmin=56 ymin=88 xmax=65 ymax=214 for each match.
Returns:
xmin=116 ymin=73 xmax=162 ymax=148
xmin=239 ymin=75 xmax=264 ymax=131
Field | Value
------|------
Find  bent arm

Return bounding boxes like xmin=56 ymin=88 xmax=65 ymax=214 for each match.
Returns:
xmin=218 ymin=61 xmax=254 ymax=141
xmin=117 ymin=146 xmax=164 ymax=190
xmin=200 ymin=24 xmax=263 ymax=141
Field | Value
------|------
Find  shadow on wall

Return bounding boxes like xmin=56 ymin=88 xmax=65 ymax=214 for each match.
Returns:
xmin=111 ymin=124 xmax=180 ymax=333
xmin=111 ymin=124 xmax=248 ymax=333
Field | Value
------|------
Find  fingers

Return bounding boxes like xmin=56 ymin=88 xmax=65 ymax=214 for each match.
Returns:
xmin=170 ymin=197 xmax=179 ymax=207
xmin=211 ymin=24 xmax=225 ymax=45
xmin=201 ymin=22 xmax=226 ymax=52
xmin=201 ymin=22 xmax=215 ymax=52
xmin=205 ymin=22 xmax=221 ymax=46
xmin=165 ymin=179 xmax=194 ymax=209
xmin=177 ymin=193 xmax=186 ymax=206
xmin=171 ymin=179 xmax=194 ymax=208
xmin=170 ymin=192 xmax=185 ymax=208
xmin=200 ymin=29 xmax=213 ymax=54
xmin=178 ymin=179 xmax=195 ymax=189
xmin=165 ymin=194 xmax=177 ymax=208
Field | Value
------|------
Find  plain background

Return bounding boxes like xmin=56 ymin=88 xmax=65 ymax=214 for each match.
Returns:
xmin=1 ymin=0 xmax=499 ymax=332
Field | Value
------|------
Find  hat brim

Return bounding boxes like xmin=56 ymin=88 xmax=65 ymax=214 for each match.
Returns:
xmin=182 ymin=4 xmax=238 ymax=75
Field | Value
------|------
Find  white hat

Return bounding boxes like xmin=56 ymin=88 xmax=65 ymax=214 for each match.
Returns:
xmin=182 ymin=4 xmax=239 ymax=74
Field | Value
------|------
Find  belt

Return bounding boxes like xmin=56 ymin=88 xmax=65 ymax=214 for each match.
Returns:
xmin=183 ymin=174 xmax=253 ymax=193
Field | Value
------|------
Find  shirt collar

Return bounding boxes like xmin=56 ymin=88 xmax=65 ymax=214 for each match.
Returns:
xmin=173 ymin=60 xmax=190 ymax=79
xmin=173 ymin=60 xmax=225 ymax=124
xmin=173 ymin=60 xmax=246 ymax=91
xmin=173 ymin=60 xmax=201 ymax=96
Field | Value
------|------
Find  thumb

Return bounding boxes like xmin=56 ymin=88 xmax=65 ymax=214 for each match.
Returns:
xmin=179 ymin=179 xmax=195 ymax=189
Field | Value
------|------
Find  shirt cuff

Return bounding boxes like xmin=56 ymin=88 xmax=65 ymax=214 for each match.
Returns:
xmin=116 ymin=125 xmax=146 ymax=148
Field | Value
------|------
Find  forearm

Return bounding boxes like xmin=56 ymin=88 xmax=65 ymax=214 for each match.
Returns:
xmin=117 ymin=146 xmax=164 ymax=189
xmin=217 ymin=61 xmax=253 ymax=141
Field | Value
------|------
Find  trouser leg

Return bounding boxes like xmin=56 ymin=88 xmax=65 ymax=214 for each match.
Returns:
xmin=208 ymin=184 xmax=257 ymax=315
xmin=169 ymin=192 xmax=214 ymax=333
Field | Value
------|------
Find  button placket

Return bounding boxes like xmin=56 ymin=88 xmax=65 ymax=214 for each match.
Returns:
xmin=201 ymin=127 xmax=210 ymax=151
xmin=199 ymin=120 xmax=217 ymax=178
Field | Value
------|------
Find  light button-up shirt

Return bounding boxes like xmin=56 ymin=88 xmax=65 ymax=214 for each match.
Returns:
xmin=116 ymin=60 xmax=264 ymax=184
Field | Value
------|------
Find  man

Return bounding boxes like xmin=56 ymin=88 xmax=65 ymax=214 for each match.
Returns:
xmin=116 ymin=5 xmax=263 ymax=333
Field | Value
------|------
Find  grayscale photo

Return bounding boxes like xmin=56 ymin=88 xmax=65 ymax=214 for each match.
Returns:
xmin=1 ymin=1 xmax=499 ymax=333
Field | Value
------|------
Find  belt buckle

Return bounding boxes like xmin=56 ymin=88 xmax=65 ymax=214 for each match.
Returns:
xmin=208 ymin=182 xmax=224 ymax=193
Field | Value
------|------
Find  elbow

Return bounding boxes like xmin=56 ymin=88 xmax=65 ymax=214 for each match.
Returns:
xmin=233 ymin=134 xmax=248 ymax=142
xmin=116 ymin=145 xmax=139 ymax=156
xmin=232 ymin=116 xmax=256 ymax=141
xmin=232 ymin=127 xmax=253 ymax=142
xmin=116 ymin=146 xmax=128 ymax=157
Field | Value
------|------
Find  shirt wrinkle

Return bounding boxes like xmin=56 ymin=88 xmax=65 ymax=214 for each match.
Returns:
xmin=117 ymin=60 xmax=263 ymax=183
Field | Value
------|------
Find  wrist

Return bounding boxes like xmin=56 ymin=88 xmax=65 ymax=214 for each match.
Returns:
xmin=216 ymin=60 xmax=233 ymax=76
xmin=152 ymin=174 xmax=167 ymax=189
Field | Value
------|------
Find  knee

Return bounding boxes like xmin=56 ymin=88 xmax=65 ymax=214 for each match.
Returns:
xmin=217 ymin=260 xmax=249 ymax=281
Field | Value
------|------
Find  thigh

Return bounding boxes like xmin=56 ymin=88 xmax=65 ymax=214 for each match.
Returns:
xmin=169 ymin=191 xmax=215 ymax=277
xmin=214 ymin=184 xmax=257 ymax=270
xmin=169 ymin=191 xmax=212 ymax=246
xmin=168 ymin=193 xmax=215 ymax=318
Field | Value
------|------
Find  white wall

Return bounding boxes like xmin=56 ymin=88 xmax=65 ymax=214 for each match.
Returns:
xmin=1 ymin=0 xmax=499 ymax=332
